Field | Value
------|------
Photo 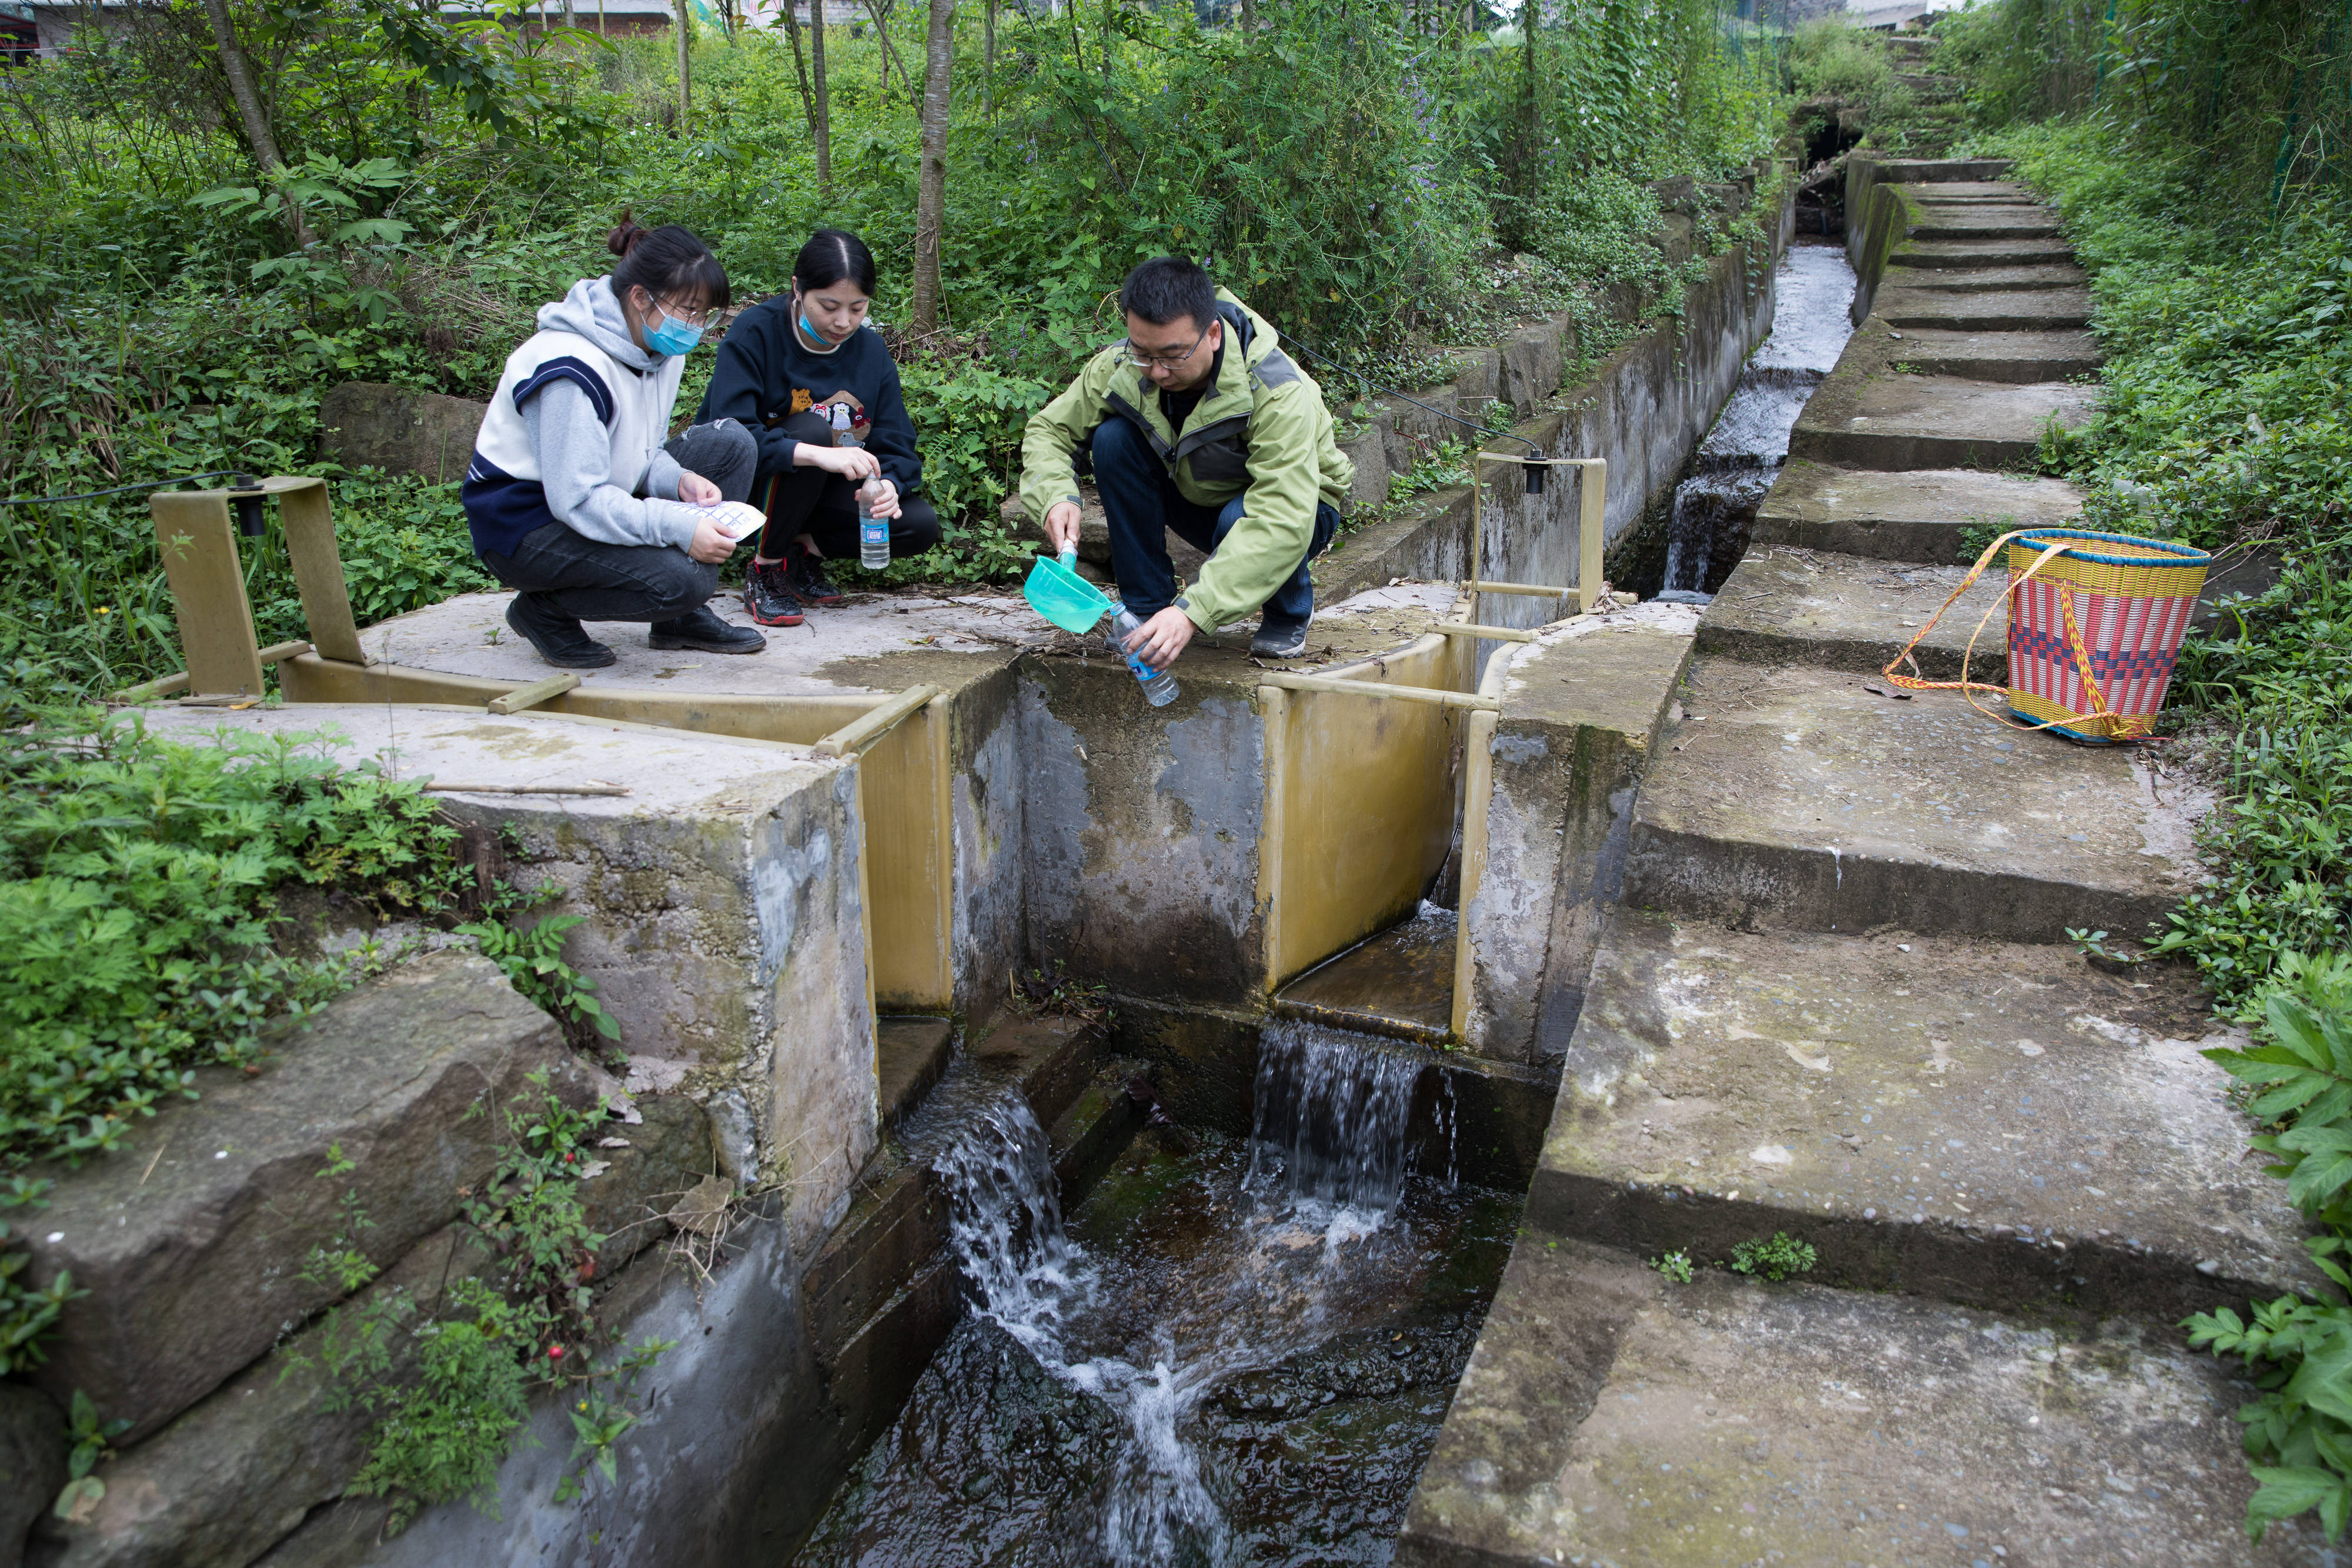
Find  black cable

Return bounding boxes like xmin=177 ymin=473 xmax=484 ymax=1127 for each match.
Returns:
xmin=0 ymin=472 xmax=248 ymax=508
xmin=1279 ymin=336 xmax=1546 ymax=462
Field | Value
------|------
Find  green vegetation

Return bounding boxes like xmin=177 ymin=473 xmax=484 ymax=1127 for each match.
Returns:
xmin=305 ymin=1075 xmax=671 ymax=1528
xmin=1921 ymin=0 xmax=2351 ymax=1540
xmin=1727 ymin=1231 xmax=1815 ymax=1282
xmin=0 ymin=0 xmax=1782 ymax=701
xmin=1648 ymin=1248 xmax=1695 ymax=1284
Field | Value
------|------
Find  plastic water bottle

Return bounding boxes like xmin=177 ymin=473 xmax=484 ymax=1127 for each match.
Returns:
xmin=1108 ymin=607 xmax=1178 ymax=707
xmin=857 ymin=480 xmax=889 ymax=569
xmin=829 ymin=404 xmax=891 ymax=570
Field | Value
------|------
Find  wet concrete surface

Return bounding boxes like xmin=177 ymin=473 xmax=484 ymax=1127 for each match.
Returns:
xmin=1698 ymin=544 xmax=2010 ymax=680
xmin=1752 ymin=461 xmax=2087 ymax=562
xmin=1792 ymin=374 xmax=2097 ymax=470
xmin=1275 ymin=906 xmax=1460 ymax=1045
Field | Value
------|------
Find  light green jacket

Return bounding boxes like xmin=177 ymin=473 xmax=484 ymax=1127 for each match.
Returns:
xmin=1019 ymin=290 xmax=1354 ymax=633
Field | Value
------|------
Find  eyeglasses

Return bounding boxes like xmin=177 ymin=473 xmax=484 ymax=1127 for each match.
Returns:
xmin=1121 ymin=323 xmax=1211 ymax=370
xmin=651 ymin=294 xmax=716 ymax=328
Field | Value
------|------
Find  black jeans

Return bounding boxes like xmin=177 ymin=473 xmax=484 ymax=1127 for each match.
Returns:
xmin=758 ymin=409 xmax=941 ymax=562
xmin=1089 ymin=414 xmax=1338 ymax=627
xmin=480 ymin=420 xmax=757 ymax=624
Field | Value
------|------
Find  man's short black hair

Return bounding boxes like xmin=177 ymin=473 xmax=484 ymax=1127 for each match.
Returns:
xmin=1120 ymin=256 xmax=1218 ymax=331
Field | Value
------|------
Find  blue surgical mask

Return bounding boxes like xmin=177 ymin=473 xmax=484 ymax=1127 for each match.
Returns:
xmin=644 ymin=309 xmax=703 ymax=357
xmin=798 ymin=309 xmax=845 ymax=355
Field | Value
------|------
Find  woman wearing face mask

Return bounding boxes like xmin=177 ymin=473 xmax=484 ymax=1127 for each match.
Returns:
xmin=462 ymin=214 xmax=769 ymax=670
xmin=696 ymin=228 xmax=940 ymax=627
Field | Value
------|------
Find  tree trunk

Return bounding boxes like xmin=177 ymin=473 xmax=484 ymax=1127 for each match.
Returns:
xmin=199 ymin=0 xmax=312 ymax=245
xmin=910 ymin=0 xmax=954 ymax=335
xmin=674 ymin=0 xmax=691 ymax=133
xmin=784 ymin=0 xmax=818 ymax=136
xmin=812 ymin=0 xmax=833 ymax=194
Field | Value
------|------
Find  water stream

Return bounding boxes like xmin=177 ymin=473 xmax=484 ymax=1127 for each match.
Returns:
xmin=799 ymin=1024 xmax=1515 ymax=1566
xmin=1657 ymin=241 xmax=1858 ymax=600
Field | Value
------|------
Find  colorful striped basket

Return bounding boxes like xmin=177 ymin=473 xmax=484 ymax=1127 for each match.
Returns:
xmin=1883 ymin=528 xmax=2210 ymax=744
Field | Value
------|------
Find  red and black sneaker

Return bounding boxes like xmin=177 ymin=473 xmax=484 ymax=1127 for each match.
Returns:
xmin=744 ymin=559 xmax=805 ymax=626
xmin=786 ymin=539 xmax=847 ymax=606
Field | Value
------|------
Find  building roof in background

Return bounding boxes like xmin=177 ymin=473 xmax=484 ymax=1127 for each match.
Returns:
xmin=1856 ymin=1 xmax=1932 ymax=28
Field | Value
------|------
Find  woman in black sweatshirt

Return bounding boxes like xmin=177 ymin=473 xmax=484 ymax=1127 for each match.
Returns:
xmin=696 ymin=229 xmax=941 ymax=627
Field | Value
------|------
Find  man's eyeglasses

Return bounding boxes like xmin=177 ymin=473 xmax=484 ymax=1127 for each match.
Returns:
xmin=1121 ymin=323 xmax=1211 ymax=370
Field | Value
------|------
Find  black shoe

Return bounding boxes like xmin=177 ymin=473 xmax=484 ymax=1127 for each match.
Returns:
xmin=1250 ymin=615 xmax=1309 ymax=658
xmin=744 ymin=560 xmax=806 ymax=627
xmin=786 ymin=540 xmax=846 ymax=606
xmin=506 ymin=596 xmax=616 ymax=669
xmin=649 ymin=606 xmax=767 ymax=655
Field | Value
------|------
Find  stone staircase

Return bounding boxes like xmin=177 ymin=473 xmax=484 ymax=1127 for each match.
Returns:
xmin=1399 ymin=162 xmax=2341 ymax=1565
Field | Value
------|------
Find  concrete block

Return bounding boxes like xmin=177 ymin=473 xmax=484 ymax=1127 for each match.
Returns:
xmin=1790 ymin=373 xmax=2095 ymax=470
xmin=317 ymin=382 xmax=486 ymax=484
xmin=1463 ymin=605 xmax=1699 ymax=1062
xmin=1697 ymin=545 xmax=2011 ymax=681
xmin=1877 ymin=286 xmax=2094 ymax=333
xmin=1398 ymin=1238 xmax=2323 ymax=1568
xmin=1908 ymin=205 xmax=2063 ymax=240
xmin=1893 ymin=237 xmax=2077 ymax=269
xmin=1534 ymin=910 xmax=2322 ymax=1319
xmin=1752 ymin=459 xmax=2085 ymax=563
xmin=140 ymin=704 xmax=879 ymax=1259
xmin=1880 ymin=260 xmax=2088 ymax=292
xmin=1337 ymin=422 xmax=1391 ymax=511
xmin=22 ymin=951 xmax=570 ymax=1442
xmin=1624 ymin=658 xmax=2213 ymax=945
xmin=1873 ymin=326 xmax=2103 ymax=382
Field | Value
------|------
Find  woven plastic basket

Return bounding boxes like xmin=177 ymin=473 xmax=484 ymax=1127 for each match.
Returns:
xmin=2003 ymin=529 xmax=2209 ymax=743
xmin=1882 ymin=527 xmax=2210 ymax=744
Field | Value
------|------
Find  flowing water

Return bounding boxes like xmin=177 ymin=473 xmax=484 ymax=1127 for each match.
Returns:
xmin=797 ymin=1024 xmax=1518 ymax=1566
xmin=1657 ymin=242 xmax=1858 ymax=600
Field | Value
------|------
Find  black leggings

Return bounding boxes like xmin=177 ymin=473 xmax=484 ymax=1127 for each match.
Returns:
xmin=759 ymin=409 xmax=942 ymax=561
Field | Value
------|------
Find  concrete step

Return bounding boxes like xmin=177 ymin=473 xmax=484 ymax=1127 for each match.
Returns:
xmin=1529 ymin=910 xmax=2320 ymax=1318
xmin=1790 ymin=375 xmax=2095 ymax=470
xmin=1882 ymin=260 xmax=2089 ymax=293
xmin=1893 ymin=237 xmax=2077 ymax=269
xmin=1752 ymin=460 xmax=2086 ymax=561
xmin=1877 ymin=286 xmax=2094 ymax=333
xmin=1398 ymin=1238 xmax=2330 ymax=1568
xmin=1910 ymin=206 xmax=2063 ymax=240
xmin=1624 ymin=658 xmax=2210 ymax=944
xmin=1698 ymin=546 xmax=2008 ymax=681
xmin=1907 ymin=180 xmax=2031 ymax=201
xmin=1872 ymin=157 xmax=2012 ymax=182
xmin=876 ymin=1016 xmax=954 ymax=1127
xmin=1878 ymin=326 xmax=2103 ymax=382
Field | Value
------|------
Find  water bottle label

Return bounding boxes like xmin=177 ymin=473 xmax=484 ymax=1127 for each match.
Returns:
xmin=1125 ymin=654 xmax=1157 ymax=684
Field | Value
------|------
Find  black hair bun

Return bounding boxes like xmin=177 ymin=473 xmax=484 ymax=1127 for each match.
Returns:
xmin=607 ymin=210 xmax=647 ymax=259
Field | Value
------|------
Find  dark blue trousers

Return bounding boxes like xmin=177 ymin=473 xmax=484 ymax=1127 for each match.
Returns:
xmin=1089 ymin=416 xmax=1337 ymax=628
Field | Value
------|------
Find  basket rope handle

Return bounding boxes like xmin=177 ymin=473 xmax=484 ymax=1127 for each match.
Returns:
xmin=1878 ymin=531 xmax=2143 ymax=742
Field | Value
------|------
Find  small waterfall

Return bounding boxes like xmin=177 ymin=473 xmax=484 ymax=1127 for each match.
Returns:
xmin=1245 ymin=1019 xmax=1429 ymax=1213
xmin=1659 ymin=244 xmax=1859 ymax=600
xmin=913 ymin=1027 xmax=1446 ymax=1566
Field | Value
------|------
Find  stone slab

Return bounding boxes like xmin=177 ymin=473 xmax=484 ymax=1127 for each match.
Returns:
xmin=1396 ymin=1239 xmax=2331 ymax=1568
xmin=1909 ymin=206 xmax=2063 ymax=240
xmin=1533 ymin=911 xmax=2321 ymax=1319
xmin=1698 ymin=546 xmax=2009 ymax=681
xmin=1877 ymin=326 xmax=2103 ymax=382
xmin=1790 ymin=375 xmax=2096 ymax=470
xmin=21 ymin=952 xmax=571 ymax=1442
xmin=1905 ymin=180 xmax=2033 ymax=200
xmin=1876 ymin=285 xmax=2094 ymax=333
xmin=1625 ymin=658 xmax=2211 ymax=944
xmin=351 ymin=588 xmax=1050 ymax=699
xmin=317 ymin=382 xmax=486 ymax=485
xmin=1880 ymin=261 xmax=2089 ymax=293
xmin=1753 ymin=460 xmax=2086 ymax=561
xmin=1892 ymin=238 xmax=2078 ymax=269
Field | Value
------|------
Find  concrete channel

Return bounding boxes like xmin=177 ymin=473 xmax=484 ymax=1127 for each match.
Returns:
xmin=40 ymin=145 xmax=2317 ymax=1565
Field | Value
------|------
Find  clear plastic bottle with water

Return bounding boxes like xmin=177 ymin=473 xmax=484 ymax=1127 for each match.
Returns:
xmin=1107 ymin=607 xmax=1178 ymax=707
xmin=830 ymin=404 xmax=891 ymax=569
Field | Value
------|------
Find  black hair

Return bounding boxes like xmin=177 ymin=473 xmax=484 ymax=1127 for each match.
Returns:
xmin=607 ymin=210 xmax=731 ymax=310
xmin=1120 ymin=255 xmax=1217 ymax=330
xmin=794 ymin=228 xmax=879 ymax=296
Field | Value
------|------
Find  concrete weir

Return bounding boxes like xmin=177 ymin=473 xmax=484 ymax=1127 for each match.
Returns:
xmin=1396 ymin=153 xmax=2338 ymax=1566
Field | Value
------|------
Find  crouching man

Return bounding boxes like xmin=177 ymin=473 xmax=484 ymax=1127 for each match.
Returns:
xmin=1020 ymin=256 xmax=1353 ymax=664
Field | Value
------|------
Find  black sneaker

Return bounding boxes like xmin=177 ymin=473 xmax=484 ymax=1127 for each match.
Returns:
xmin=505 ymin=596 xmax=616 ymax=669
xmin=650 ymin=606 xmax=767 ymax=655
xmin=744 ymin=560 xmax=805 ymax=627
xmin=786 ymin=540 xmax=846 ymax=606
xmin=1250 ymin=615 xmax=1310 ymax=658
